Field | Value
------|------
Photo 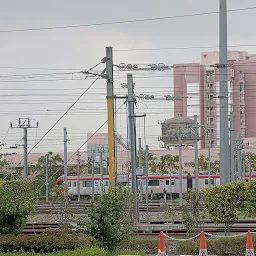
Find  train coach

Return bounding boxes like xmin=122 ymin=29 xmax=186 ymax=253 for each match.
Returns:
xmin=56 ymin=173 xmax=255 ymax=200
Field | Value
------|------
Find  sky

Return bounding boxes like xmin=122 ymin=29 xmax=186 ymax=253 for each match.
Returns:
xmin=1 ymin=0 xmax=256 ymax=161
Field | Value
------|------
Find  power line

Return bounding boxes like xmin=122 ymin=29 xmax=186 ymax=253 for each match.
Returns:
xmin=114 ymin=44 xmax=256 ymax=52
xmin=0 ymin=6 xmax=256 ymax=33
xmin=17 ymin=76 xmax=100 ymax=164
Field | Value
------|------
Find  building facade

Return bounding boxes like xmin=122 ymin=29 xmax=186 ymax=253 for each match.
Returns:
xmin=174 ymin=51 xmax=256 ymax=148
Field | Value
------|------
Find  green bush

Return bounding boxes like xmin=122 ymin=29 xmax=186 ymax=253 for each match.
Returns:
xmin=0 ymin=230 xmax=88 ymax=253
xmin=80 ymin=186 xmax=135 ymax=251
xmin=0 ymin=180 xmax=37 ymax=234
xmin=110 ymin=250 xmax=144 ymax=255
xmin=0 ymin=247 xmax=106 ymax=256
xmin=119 ymin=238 xmax=158 ymax=254
xmin=177 ymin=235 xmax=252 ymax=256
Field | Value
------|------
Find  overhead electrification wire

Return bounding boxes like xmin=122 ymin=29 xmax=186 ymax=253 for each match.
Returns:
xmin=114 ymin=44 xmax=256 ymax=52
xmin=17 ymin=75 xmax=101 ymax=165
xmin=1 ymin=6 xmax=256 ymax=33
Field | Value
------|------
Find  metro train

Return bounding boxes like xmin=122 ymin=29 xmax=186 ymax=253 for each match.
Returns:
xmin=56 ymin=173 xmax=256 ymax=200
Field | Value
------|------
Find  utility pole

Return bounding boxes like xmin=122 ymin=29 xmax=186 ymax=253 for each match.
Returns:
xmin=178 ymin=133 xmax=182 ymax=205
xmin=194 ymin=115 xmax=199 ymax=189
xmin=10 ymin=118 xmax=38 ymax=179
xmin=76 ymin=151 xmax=81 ymax=201
xmin=106 ymin=46 xmax=115 ymax=186
xmin=45 ymin=155 xmax=49 ymax=202
xmin=208 ymin=134 xmax=211 ymax=186
xmin=145 ymin=145 xmax=149 ymax=205
xmin=99 ymin=148 xmax=104 ymax=198
xmin=242 ymin=151 xmax=246 ymax=181
xmin=236 ymin=135 xmax=243 ymax=181
xmin=249 ymin=153 xmax=252 ymax=180
xmin=138 ymin=138 xmax=143 ymax=203
xmin=127 ymin=73 xmax=138 ymax=220
xmin=230 ymin=112 xmax=235 ymax=182
xmin=91 ymin=152 xmax=95 ymax=199
xmin=219 ymin=0 xmax=230 ymax=184
xmin=64 ymin=128 xmax=68 ymax=185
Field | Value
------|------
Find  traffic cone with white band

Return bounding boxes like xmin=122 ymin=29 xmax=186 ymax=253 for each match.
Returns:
xmin=156 ymin=231 xmax=167 ymax=256
xmin=199 ymin=231 xmax=208 ymax=256
xmin=246 ymin=230 xmax=254 ymax=256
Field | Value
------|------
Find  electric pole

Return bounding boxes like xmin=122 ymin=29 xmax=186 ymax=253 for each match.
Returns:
xmin=45 ymin=155 xmax=49 ymax=202
xmin=208 ymin=133 xmax=211 ymax=186
xmin=91 ymin=151 xmax=95 ymax=199
xmin=230 ymin=112 xmax=235 ymax=182
xmin=64 ymin=128 xmax=68 ymax=185
xmin=249 ymin=153 xmax=252 ymax=180
xmin=106 ymin=46 xmax=115 ymax=186
xmin=194 ymin=115 xmax=199 ymax=190
xmin=178 ymin=134 xmax=182 ymax=205
xmin=138 ymin=138 xmax=143 ymax=203
xmin=219 ymin=0 xmax=230 ymax=184
xmin=10 ymin=118 xmax=38 ymax=179
xmin=99 ymin=148 xmax=104 ymax=198
xmin=127 ymin=73 xmax=138 ymax=220
xmin=77 ymin=151 xmax=81 ymax=201
xmin=145 ymin=145 xmax=149 ymax=205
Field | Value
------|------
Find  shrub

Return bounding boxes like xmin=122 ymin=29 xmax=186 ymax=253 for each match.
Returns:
xmin=0 ymin=230 xmax=88 ymax=253
xmin=119 ymin=238 xmax=158 ymax=254
xmin=177 ymin=235 xmax=253 ymax=256
xmin=79 ymin=186 xmax=135 ymax=251
xmin=0 ymin=180 xmax=37 ymax=234
xmin=0 ymin=248 xmax=107 ymax=256
xmin=110 ymin=250 xmax=144 ymax=256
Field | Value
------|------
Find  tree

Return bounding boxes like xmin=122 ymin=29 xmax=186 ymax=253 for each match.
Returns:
xmin=152 ymin=154 xmax=179 ymax=174
xmin=31 ymin=152 xmax=64 ymax=196
xmin=79 ymin=186 xmax=135 ymax=251
xmin=204 ymin=181 xmax=246 ymax=234
xmin=244 ymin=152 xmax=256 ymax=172
xmin=181 ymin=189 xmax=205 ymax=234
xmin=190 ymin=154 xmax=220 ymax=175
xmin=136 ymin=151 xmax=157 ymax=170
xmin=0 ymin=180 xmax=37 ymax=234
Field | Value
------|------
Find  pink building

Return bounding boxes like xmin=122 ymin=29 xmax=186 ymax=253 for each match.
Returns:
xmin=174 ymin=51 xmax=256 ymax=148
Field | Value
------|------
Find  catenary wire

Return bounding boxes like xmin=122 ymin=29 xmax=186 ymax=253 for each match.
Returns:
xmin=0 ymin=6 xmax=256 ymax=33
xmin=16 ymin=76 xmax=100 ymax=165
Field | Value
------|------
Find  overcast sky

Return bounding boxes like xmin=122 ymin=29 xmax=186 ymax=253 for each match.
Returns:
xmin=1 ymin=0 xmax=256 ymax=162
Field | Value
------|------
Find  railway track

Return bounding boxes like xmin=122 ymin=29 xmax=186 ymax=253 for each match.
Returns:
xmin=35 ymin=202 xmax=203 ymax=213
xmin=22 ymin=221 xmax=256 ymax=235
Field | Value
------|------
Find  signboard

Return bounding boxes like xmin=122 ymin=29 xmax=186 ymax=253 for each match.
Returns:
xmin=161 ymin=117 xmax=199 ymax=146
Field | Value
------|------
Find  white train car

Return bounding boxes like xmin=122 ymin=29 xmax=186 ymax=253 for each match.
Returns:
xmin=56 ymin=173 xmax=226 ymax=200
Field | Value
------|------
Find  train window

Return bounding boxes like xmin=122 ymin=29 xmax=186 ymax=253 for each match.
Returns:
xmin=83 ymin=181 xmax=93 ymax=187
xmin=166 ymin=180 xmax=175 ymax=185
xmin=148 ymin=180 xmax=160 ymax=186
xmin=205 ymin=179 xmax=214 ymax=185
xmin=68 ymin=181 xmax=71 ymax=187
xmin=73 ymin=182 xmax=77 ymax=187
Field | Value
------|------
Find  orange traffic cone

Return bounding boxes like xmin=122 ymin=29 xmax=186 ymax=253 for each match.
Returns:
xmin=246 ymin=230 xmax=254 ymax=256
xmin=156 ymin=232 xmax=166 ymax=256
xmin=199 ymin=231 xmax=208 ymax=256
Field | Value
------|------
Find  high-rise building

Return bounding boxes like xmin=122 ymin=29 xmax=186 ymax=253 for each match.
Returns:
xmin=174 ymin=51 xmax=256 ymax=148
